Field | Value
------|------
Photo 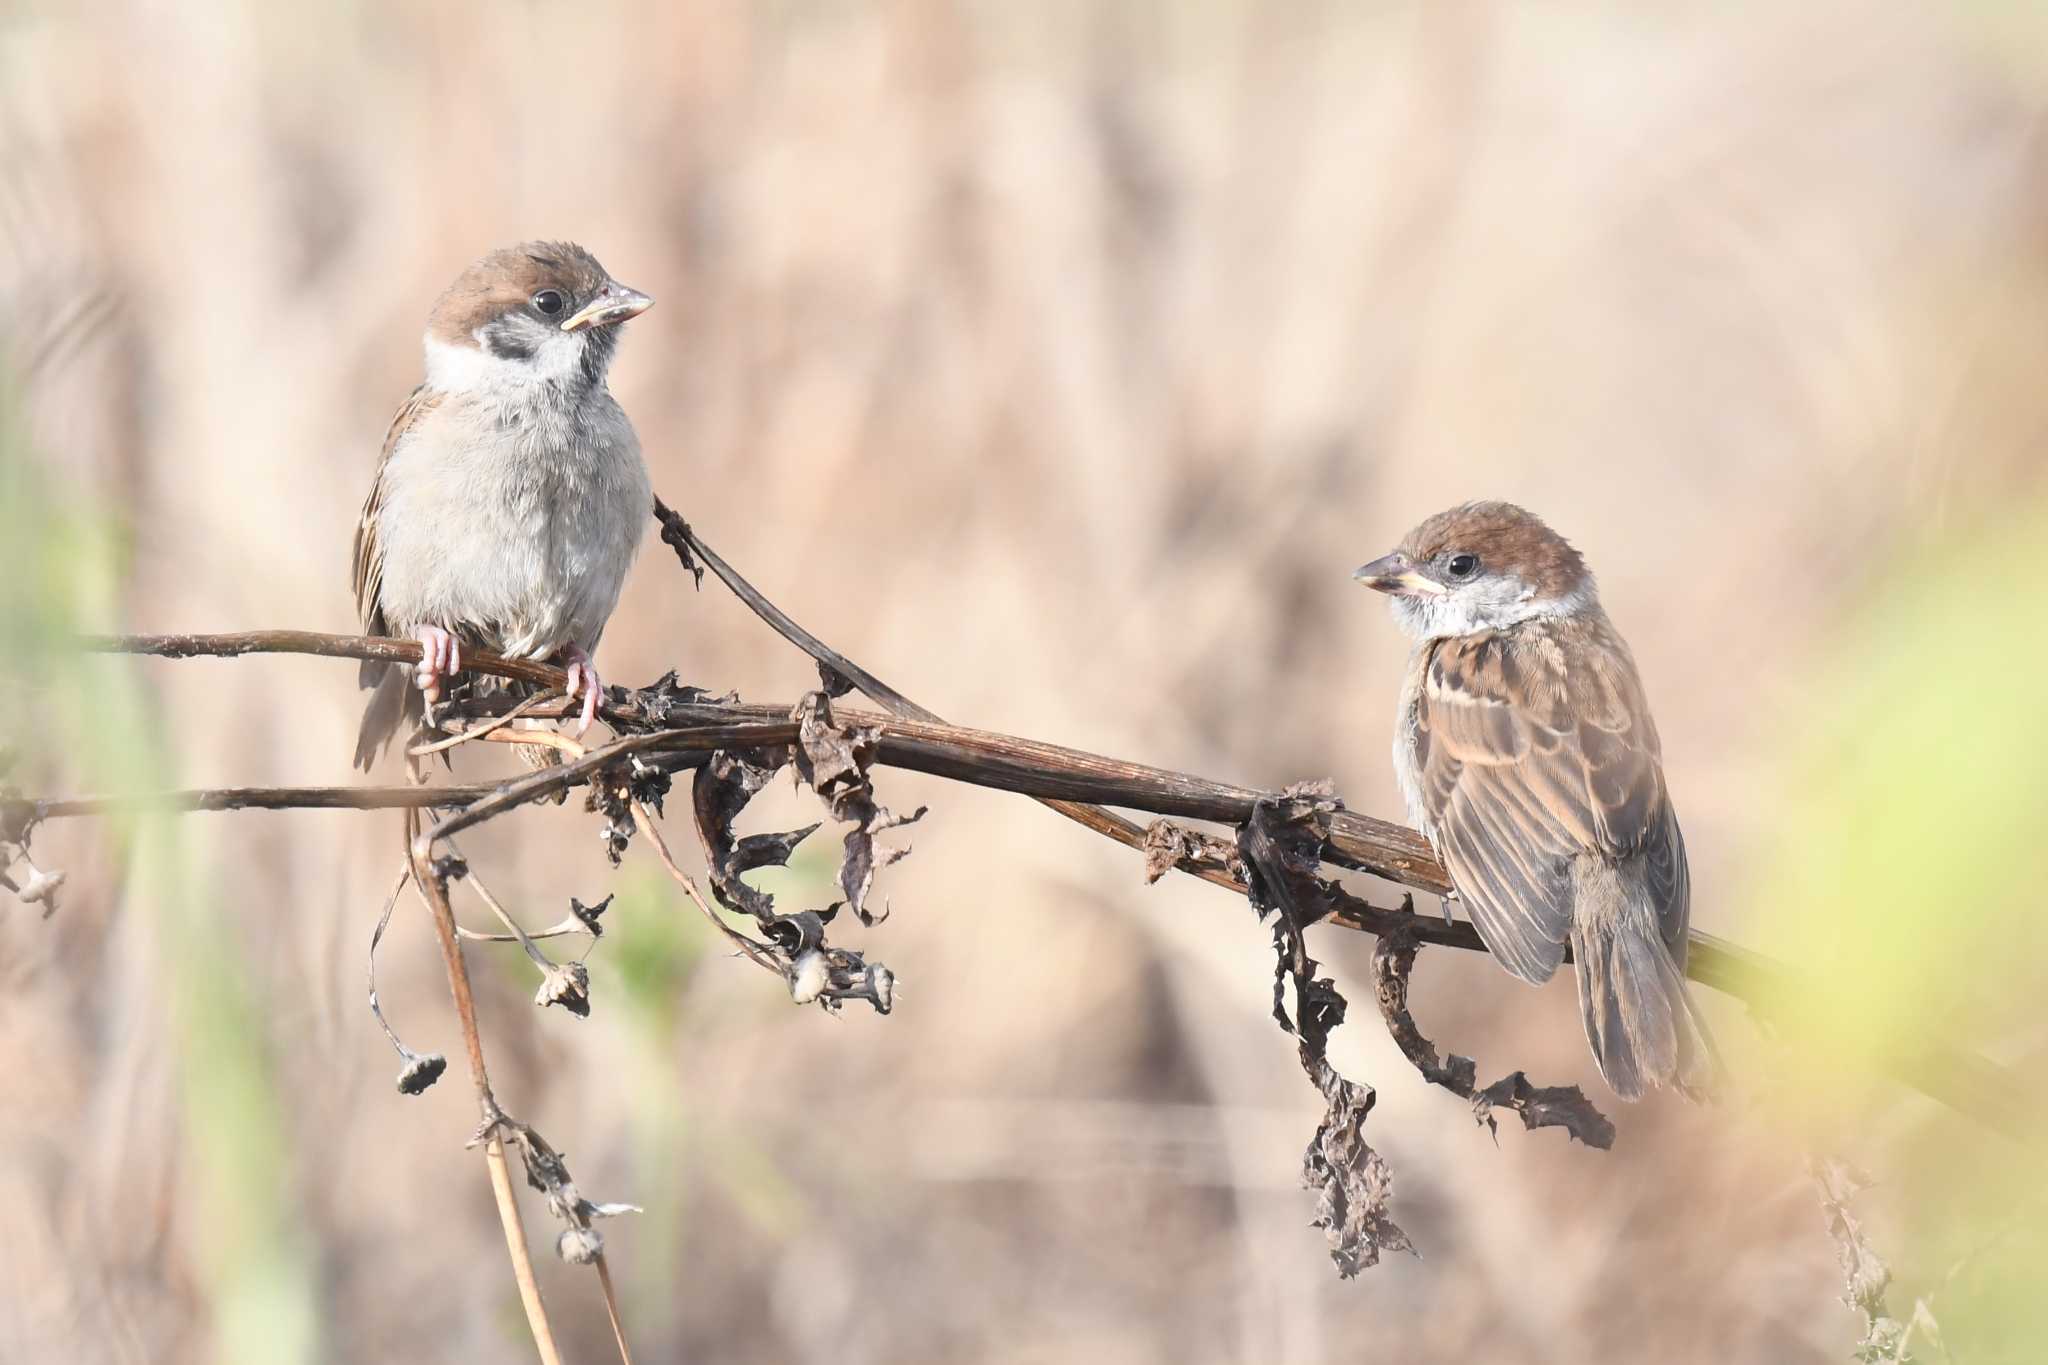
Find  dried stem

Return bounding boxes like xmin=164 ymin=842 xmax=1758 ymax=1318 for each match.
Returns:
xmin=404 ymin=806 xmax=562 ymax=1364
xmin=29 ymin=627 xmax=2038 ymax=1143
xmin=594 ymin=1252 xmax=634 ymax=1365
xmin=19 ymin=784 xmax=498 ymax=817
xmin=630 ymin=797 xmax=782 ymax=975
xmin=1371 ymin=922 xmax=1616 ymax=1148
xmin=409 ymin=692 xmax=556 ymax=757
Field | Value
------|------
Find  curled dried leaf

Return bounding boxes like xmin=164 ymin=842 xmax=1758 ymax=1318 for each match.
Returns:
xmin=1371 ymin=921 xmax=1614 ymax=1148
xmin=534 ymin=961 xmax=591 ymax=1018
xmin=816 ymin=658 xmax=856 ymax=699
xmin=692 ymin=748 xmax=813 ymax=924
xmin=1302 ymin=1060 xmax=1413 ymax=1278
xmin=633 ymin=670 xmax=736 ymax=726
xmin=1240 ymin=788 xmax=1413 ymax=1277
xmin=1139 ymin=819 xmax=1245 ymax=885
xmin=568 ymin=894 xmax=612 ymax=938
xmin=1473 ymin=1072 xmax=1615 ymax=1148
xmin=652 ymin=496 xmax=706 ymax=590
xmin=1237 ymin=782 xmax=1344 ymax=929
xmin=790 ymin=692 xmax=924 ymax=926
xmin=505 ymin=1115 xmax=643 ymax=1265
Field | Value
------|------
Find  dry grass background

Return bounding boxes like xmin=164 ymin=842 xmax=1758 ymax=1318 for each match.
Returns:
xmin=3 ymin=1 xmax=2047 ymax=1361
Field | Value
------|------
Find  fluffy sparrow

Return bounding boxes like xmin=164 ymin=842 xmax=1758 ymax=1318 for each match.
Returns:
xmin=1355 ymin=501 xmax=1716 ymax=1099
xmin=352 ymin=241 xmax=654 ymax=769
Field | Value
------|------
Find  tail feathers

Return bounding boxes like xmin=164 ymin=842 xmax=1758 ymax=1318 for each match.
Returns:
xmin=1572 ymin=917 xmax=1720 ymax=1102
xmin=353 ymin=664 xmax=419 ymax=772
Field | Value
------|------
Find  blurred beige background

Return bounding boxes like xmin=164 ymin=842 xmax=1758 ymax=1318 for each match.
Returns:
xmin=3 ymin=1 xmax=2046 ymax=1361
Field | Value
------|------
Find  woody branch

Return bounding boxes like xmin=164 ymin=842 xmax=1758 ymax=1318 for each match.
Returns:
xmin=8 ymin=626 xmax=2032 ymax=1145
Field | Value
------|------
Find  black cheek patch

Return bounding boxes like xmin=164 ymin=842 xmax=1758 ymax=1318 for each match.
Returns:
xmin=579 ymin=326 xmax=618 ymax=385
xmin=483 ymin=324 xmax=536 ymax=362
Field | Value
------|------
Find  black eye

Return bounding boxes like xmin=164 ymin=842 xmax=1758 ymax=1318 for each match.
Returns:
xmin=531 ymin=289 xmax=565 ymax=316
xmin=1445 ymin=552 xmax=1480 ymax=580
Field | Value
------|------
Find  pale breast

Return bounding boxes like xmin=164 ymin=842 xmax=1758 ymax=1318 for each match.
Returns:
xmin=373 ymin=388 xmax=650 ymax=660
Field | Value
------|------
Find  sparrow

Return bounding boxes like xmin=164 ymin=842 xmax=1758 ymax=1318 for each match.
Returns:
xmin=1354 ymin=501 xmax=1716 ymax=1100
xmin=352 ymin=241 xmax=654 ymax=770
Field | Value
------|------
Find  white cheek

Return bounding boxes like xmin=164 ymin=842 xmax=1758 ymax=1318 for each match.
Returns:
xmin=422 ymin=335 xmax=499 ymax=391
xmin=423 ymin=329 xmax=585 ymax=395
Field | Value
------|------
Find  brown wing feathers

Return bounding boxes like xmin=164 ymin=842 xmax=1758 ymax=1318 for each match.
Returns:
xmin=1416 ymin=618 xmax=1688 ymax=987
xmin=350 ymin=386 xmax=437 ymax=769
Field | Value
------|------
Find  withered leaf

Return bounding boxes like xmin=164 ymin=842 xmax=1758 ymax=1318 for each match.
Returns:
xmin=1371 ymin=921 xmax=1614 ymax=1148
xmin=816 ymin=658 xmax=856 ymax=699
xmin=1237 ymin=783 xmax=1344 ymax=929
xmin=652 ymin=496 xmax=706 ymax=590
xmin=1240 ymin=787 xmax=1410 ymax=1277
xmin=535 ymin=961 xmax=592 ymax=1018
xmin=568 ymin=894 xmax=612 ymax=938
xmin=692 ymin=748 xmax=814 ymax=922
xmin=1301 ymin=1060 xmax=1413 ymax=1278
xmin=790 ymin=692 xmax=923 ymax=926
xmin=1140 ymin=819 xmax=1246 ymax=885
xmin=1472 ymin=1072 xmax=1616 ymax=1149
xmin=633 ymin=669 xmax=736 ymax=726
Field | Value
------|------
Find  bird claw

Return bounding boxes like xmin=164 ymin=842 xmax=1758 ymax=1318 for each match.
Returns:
xmin=560 ymin=646 xmax=601 ymax=737
xmin=413 ymin=626 xmax=460 ymax=705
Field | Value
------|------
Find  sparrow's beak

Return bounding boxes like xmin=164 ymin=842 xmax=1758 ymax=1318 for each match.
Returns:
xmin=561 ymin=283 xmax=654 ymax=333
xmin=1353 ymin=552 xmax=1446 ymax=597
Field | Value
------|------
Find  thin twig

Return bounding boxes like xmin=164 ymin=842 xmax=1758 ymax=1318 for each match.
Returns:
xmin=16 ymin=784 xmax=499 ymax=817
xmin=653 ymin=500 xmax=1262 ymax=899
xmin=409 ymin=692 xmax=556 ymax=757
xmin=474 ymin=725 xmax=587 ymax=757
xmin=458 ymin=852 xmax=556 ymax=972
xmin=594 ymin=1252 xmax=635 ymax=1365
xmin=629 ymin=797 xmax=782 ymax=975
xmin=405 ymin=807 xmax=562 ymax=1364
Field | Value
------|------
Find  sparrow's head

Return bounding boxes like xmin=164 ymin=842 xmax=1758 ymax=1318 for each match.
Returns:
xmin=423 ymin=240 xmax=652 ymax=394
xmin=1355 ymin=501 xmax=1595 ymax=639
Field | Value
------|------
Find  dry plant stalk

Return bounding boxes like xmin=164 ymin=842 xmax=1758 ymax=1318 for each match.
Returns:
xmin=2 ymin=501 xmax=2039 ymax=1348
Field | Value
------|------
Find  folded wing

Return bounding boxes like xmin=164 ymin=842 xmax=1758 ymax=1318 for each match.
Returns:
xmin=1416 ymin=621 xmax=1685 ymax=982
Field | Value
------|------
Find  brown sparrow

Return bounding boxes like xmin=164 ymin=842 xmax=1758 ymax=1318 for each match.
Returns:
xmin=1355 ymin=501 xmax=1716 ymax=1099
xmin=352 ymin=241 xmax=654 ymax=769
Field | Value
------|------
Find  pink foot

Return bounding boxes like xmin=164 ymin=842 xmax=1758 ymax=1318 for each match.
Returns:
xmin=413 ymin=626 xmax=460 ymax=705
xmin=560 ymin=644 xmax=602 ymax=737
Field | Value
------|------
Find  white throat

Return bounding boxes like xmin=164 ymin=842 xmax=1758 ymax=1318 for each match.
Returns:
xmin=1388 ymin=579 xmax=1596 ymax=640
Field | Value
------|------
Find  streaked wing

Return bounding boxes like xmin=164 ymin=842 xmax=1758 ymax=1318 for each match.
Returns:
xmin=352 ymin=385 xmax=439 ymax=638
xmin=1416 ymin=620 xmax=1681 ymax=982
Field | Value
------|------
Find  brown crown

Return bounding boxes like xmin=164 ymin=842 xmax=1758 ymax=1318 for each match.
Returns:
xmin=425 ymin=241 xmax=613 ymax=345
xmin=1398 ymin=500 xmax=1591 ymax=598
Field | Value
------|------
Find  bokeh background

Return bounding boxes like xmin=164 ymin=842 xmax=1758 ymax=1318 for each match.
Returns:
xmin=3 ymin=1 xmax=2046 ymax=1361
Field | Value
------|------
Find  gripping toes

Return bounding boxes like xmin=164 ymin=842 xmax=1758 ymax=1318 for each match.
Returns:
xmin=561 ymin=645 xmax=601 ymax=736
xmin=413 ymin=626 xmax=460 ymax=704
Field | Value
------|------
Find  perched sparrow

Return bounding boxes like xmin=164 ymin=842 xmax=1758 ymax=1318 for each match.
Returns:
xmin=352 ymin=241 xmax=654 ymax=769
xmin=1355 ymin=502 xmax=1715 ymax=1099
